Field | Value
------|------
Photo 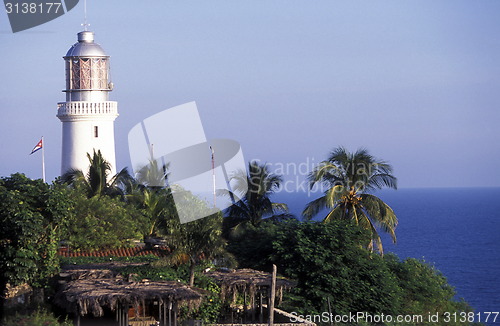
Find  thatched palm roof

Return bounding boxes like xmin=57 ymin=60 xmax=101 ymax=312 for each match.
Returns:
xmin=55 ymin=278 xmax=203 ymax=317
xmin=205 ymin=268 xmax=295 ymax=303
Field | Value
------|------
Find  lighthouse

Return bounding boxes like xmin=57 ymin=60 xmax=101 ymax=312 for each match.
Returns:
xmin=57 ymin=30 xmax=118 ymax=176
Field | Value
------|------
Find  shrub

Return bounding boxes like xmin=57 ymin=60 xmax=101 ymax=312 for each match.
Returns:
xmin=2 ymin=308 xmax=72 ymax=326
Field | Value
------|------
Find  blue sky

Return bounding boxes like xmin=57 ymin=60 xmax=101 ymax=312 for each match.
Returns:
xmin=1 ymin=0 xmax=499 ymax=188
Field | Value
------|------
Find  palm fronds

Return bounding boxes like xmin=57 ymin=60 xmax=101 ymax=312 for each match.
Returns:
xmin=60 ymin=150 xmax=132 ymax=198
xmin=223 ymin=161 xmax=292 ymax=234
xmin=303 ymin=147 xmax=398 ymax=254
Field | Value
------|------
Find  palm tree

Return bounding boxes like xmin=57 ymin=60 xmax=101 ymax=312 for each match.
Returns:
xmin=222 ymin=161 xmax=291 ymax=235
xmin=303 ymin=147 xmax=398 ymax=254
xmin=126 ymin=185 xmax=176 ymax=241
xmin=158 ymin=190 xmax=233 ymax=286
xmin=60 ymin=150 xmax=132 ymax=198
xmin=134 ymin=159 xmax=170 ymax=189
xmin=171 ymin=214 xmax=231 ymax=286
xmin=125 ymin=159 xmax=176 ymax=240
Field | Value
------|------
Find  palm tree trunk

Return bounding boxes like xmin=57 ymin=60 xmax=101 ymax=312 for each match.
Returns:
xmin=189 ymin=263 xmax=196 ymax=287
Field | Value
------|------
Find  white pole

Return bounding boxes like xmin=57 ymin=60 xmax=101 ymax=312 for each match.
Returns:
xmin=150 ymin=143 xmax=154 ymax=160
xmin=41 ymin=136 xmax=46 ymax=183
xmin=83 ymin=0 xmax=88 ymax=31
xmin=210 ymin=146 xmax=216 ymax=207
xmin=269 ymin=264 xmax=277 ymax=326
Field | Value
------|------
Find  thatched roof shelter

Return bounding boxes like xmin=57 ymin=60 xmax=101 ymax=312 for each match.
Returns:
xmin=55 ymin=276 xmax=203 ymax=317
xmin=55 ymin=265 xmax=206 ymax=326
xmin=205 ymin=268 xmax=295 ymax=303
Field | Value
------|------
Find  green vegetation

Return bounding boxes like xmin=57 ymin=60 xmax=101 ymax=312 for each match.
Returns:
xmin=62 ymin=190 xmax=147 ymax=250
xmin=228 ymin=219 xmax=475 ymax=325
xmin=127 ymin=186 xmax=175 ymax=238
xmin=303 ymin=147 xmax=398 ymax=254
xmin=59 ymin=255 xmax=160 ymax=266
xmin=2 ymin=308 xmax=72 ymax=326
xmin=161 ymin=209 xmax=232 ymax=286
xmin=223 ymin=161 xmax=290 ymax=235
xmin=60 ymin=149 xmax=133 ymax=198
xmin=0 ymin=147 xmax=482 ymax=325
xmin=0 ymin=173 xmax=73 ymax=319
xmin=0 ymin=174 xmax=72 ymax=287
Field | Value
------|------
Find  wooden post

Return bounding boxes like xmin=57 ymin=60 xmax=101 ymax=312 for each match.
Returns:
xmin=243 ymin=293 xmax=247 ymax=323
xmin=173 ymin=302 xmax=177 ymax=326
xmin=158 ymin=302 xmax=162 ymax=326
xmin=269 ymin=264 xmax=277 ymax=326
xmin=251 ymin=293 xmax=256 ymax=321
xmin=163 ymin=302 xmax=167 ymax=326
xmin=259 ymin=292 xmax=263 ymax=323
xmin=74 ymin=306 xmax=81 ymax=326
xmin=168 ymin=301 xmax=172 ymax=326
xmin=327 ymin=297 xmax=333 ymax=326
xmin=125 ymin=305 xmax=129 ymax=326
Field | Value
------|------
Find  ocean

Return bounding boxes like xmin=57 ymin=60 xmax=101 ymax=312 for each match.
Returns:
xmin=273 ymin=188 xmax=500 ymax=325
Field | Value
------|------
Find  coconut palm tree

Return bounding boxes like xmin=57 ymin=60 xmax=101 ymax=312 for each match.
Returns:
xmin=134 ymin=158 xmax=170 ymax=189
xmin=122 ymin=159 xmax=175 ymax=242
xmin=222 ymin=161 xmax=291 ymax=235
xmin=169 ymin=213 xmax=231 ymax=286
xmin=303 ymin=147 xmax=398 ymax=254
xmin=156 ymin=189 xmax=233 ymax=286
xmin=126 ymin=185 xmax=176 ymax=241
xmin=60 ymin=149 xmax=132 ymax=198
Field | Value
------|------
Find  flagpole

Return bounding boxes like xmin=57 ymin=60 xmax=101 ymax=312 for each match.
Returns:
xmin=210 ymin=146 xmax=216 ymax=208
xmin=41 ymin=136 xmax=46 ymax=183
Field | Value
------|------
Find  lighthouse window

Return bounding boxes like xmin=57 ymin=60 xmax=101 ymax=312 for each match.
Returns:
xmin=94 ymin=126 xmax=99 ymax=138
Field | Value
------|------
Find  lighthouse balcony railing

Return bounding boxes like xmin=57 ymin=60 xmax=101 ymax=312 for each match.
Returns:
xmin=57 ymin=101 xmax=118 ymax=116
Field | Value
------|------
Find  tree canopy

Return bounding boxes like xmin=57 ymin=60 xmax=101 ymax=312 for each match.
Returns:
xmin=228 ymin=220 xmax=474 ymax=325
xmin=60 ymin=149 xmax=132 ymax=198
xmin=223 ymin=161 xmax=290 ymax=236
xmin=0 ymin=174 xmax=74 ymax=321
xmin=303 ymin=147 xmax=398 ymax=254
xmin=157 ymin=190 xmax=233 ymax=286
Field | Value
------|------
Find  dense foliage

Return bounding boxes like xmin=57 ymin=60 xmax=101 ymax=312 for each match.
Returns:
xmin=228 ymin=220 xmax=476 ymax=325
xmin=0 ymin=145 xmax=481 ymax=325
xmin=60 ymin=149 xmax=133 ymax=198
xmin=156 ymin=190 xmax=233 ymax=286
xmin=274 ymin=221 xmax=400 ymax=316
xmin=59 ymin=255 xmax=160 ymax=266
xmin=0 ymin=174 xmax=72 ymax=289
xmin=61 ymin=189 xmax=148 ymax=250
xmin=223 ymin=161 xmax=290 ymax=235
xmin=304 ymin=147 xmax=398 ymax=254
xmin=2 ymin=308 xmax=72 ymax=326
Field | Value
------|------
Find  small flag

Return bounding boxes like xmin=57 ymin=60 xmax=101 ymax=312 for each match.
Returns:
xmin=30 ymin=138 xmax=43 ymax=155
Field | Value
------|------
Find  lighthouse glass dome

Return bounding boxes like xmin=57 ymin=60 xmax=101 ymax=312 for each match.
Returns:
xmin=64 ymin=31 xmax=111 ymax=102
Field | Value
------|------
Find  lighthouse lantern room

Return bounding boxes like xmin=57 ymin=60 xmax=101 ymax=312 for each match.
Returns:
xmin=57 ymin=31 xmax=118 ymax=176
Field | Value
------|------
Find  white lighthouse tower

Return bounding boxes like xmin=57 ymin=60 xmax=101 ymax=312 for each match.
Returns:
xmin=57 ymin=30 xmax=118 ymax=176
